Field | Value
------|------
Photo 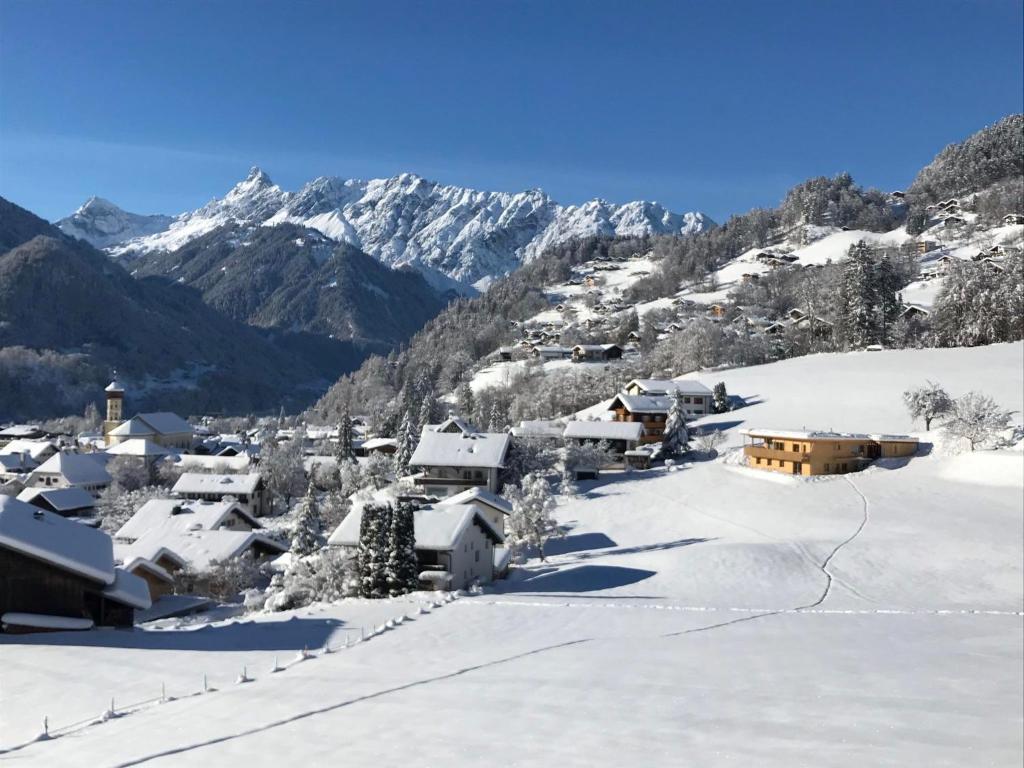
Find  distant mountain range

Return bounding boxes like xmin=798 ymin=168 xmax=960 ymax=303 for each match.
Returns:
xmin=57 ymin=168 xmax=713 ymax=289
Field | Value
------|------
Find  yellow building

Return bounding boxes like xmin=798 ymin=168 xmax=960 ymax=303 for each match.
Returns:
xmin=742 ymin=429 xmax=918 ymax=476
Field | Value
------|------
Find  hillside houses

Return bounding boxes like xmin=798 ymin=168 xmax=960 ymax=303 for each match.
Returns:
xmin=409 ymin=429 xmax=511 ymax=498
xmin=329 ymin=502 xmax=504 ymax=591
xmin=0 ymin=497 xmax=150 ymax=632
xmin=171 ymin=473 xmax=271 ymax=517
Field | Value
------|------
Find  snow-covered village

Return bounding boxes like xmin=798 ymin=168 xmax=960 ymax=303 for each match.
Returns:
xmin=1 ymin=3 xmax=1022 ymax=766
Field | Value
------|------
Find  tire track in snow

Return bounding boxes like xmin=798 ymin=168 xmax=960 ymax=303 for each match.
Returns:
xmin=109 ymin=638 xmax=593 ymax=767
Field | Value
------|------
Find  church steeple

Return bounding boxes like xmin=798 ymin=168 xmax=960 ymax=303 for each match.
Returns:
xmin=103 ymin=373 xmax=125 ymax=442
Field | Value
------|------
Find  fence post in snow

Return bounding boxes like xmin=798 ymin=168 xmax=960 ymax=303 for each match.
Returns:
xmin=42 ymin=716 xmax=49 ymax=738
xmin=203 ymin=673 xmax=208 ymax=693
xmin=161 ymin=682 xmax=166 ymax=702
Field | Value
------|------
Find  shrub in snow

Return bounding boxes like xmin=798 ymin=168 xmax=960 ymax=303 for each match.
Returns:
xmin=107 ymin=455 xmax=153 ymax=491
xmin=695 ymin=428 xmax=726 ymax=457
xmin=505 ymin=473 xmax=560 ymax=562
xmin=174 ymin=553 xmax=263 ymax=603
xmin=943 ymin=392 xmax=1015 ymax=452
xmin=263 ymin=548 xmax=357 ymax=611
xmin=903 ymin=381 xmax=953 ymax=431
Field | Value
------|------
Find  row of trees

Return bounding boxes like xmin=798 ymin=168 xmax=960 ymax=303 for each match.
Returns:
xmin=903 ymin=381 xmax=1015 ymax=451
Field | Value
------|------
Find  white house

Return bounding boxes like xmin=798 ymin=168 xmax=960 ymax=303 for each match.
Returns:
xmin=563 ymin=420 xmax=644 ymax=455
xmin=623 ymin=378 xmax=713 ymax=413
xmin=436 ymin=487 xmax=513 ymax=535
xmin=0 ymin=439 xmax=58 ymax=464
xmin=115 ymin=499 xmax=260 ymax=543
xmin=329 ymin=503 xmax=504 ymax=591
xmin=116 ymin=525 xmax=286 ymax=576
xmin=171 ymin=472 xmax=270 ymax=517
xmin=408 ymin=430 xmax=511 ymax=498
xmin=25 ymin=451 xmax=112 ymax=496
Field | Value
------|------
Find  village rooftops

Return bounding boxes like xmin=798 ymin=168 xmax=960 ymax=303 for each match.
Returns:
xmin=430 ymin=416 xmax=479 ymax=435
xmin=0 ymin=425 xmax=44 ymax=439
xmin=172 ymin=472 xmax=262 ymax=496
xmin=17 ymin=486 xmax=96 ymax=514
xmin=624 ymin=378 xmax=713 ymax=397
xmin=563 ymin=420 xmax=644 ymax=441
xmin=360 ymin=437 xmax=398 ymax=451
xmin=509 ymin=419 xmax=566 ymax=439
xmin=105 ymin=438 xmax=172 ymax=457
xmin=410 ymin=430 xmax=511 ymax=470
xmin=109 ymin=412 xmax=193 ymax=437
xmin=436 ymin=487 xmax=513 ymax=516
xmin=117 ymin=525 xmax=286 ymax=573
xmin=741 ymin=429 xmax=918 ymax=443
xmin=30 ymin=452 xmax=112 ymax=486
xmin=608 ymin=393 xmax=674 ymax=414
xmin=329 ymin=504 xmax=503 ymax=551
xmin=116 ymin=499 xmax=259 ymax=542
xmin=0 ymin=497 xmax=115 ymax=584
xmin=0 ymin=439 xmax=57 ymax=461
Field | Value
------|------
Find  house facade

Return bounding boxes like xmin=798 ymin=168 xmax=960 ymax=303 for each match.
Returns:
xmin=25 ymin=451 xmax=112 ymax=496
xmin=171 ymin=473 xmax=270 ymax=517
xmin=741 ymin=430 xmax=919 ymax=476
xmin=409 ymin=430 xmax=511 ymax=498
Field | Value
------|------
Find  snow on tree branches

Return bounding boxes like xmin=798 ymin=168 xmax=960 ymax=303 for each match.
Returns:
xmin=660 ymin=391 xmax=691 ymax=457
xmin=942 ymin=392 xmax=1015 ymax=452
xmin=290 ymin=480 xmax=324 ymax=558
xmin=385 ymin=503 xmax=419 ymax=597
xmin=903 ymin=381 xmax=953 ymax=431
xmin=505 ymin=473 xmax=560 ymax=562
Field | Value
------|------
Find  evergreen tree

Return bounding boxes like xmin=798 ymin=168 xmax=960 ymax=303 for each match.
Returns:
xmin=358 ymin=503 xmax=393 ymax=598
xmin=385 ymin=502 xmax=419 ymax=596
xmin=488 ymin=400 xmax=504 ymax=433
xmin=392 ymin=408 xmax=418 ymax=476
xmin=836 ymin=242 xmax=878 ymax=349
xmin=456 ymin=382 xmax=476 ymax=424
xmin=660 ymin=391 xmax=690 ymax=457
xmin=712 ymin=382 xmax=730 ymax=413
xmin=417 ymin=392 xmax=436 ymax=433
xmin=290 ymin=480 xmax=323 ymax=558
xmin=335 ymin=406 xmax=356 ymax=464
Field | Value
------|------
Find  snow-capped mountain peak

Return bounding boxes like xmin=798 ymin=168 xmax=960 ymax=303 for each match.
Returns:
xmin=64 ymin=169 xmax=715 ymax=286
xmin=56 ymin=197 xmax=175 ymax=249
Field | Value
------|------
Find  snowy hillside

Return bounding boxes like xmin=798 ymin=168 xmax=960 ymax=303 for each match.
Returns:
xmin=55 ymin=197 xmax=174 ymax=249
xmin=3 ymin=343 xmax=1021 ymax=766
xmin=60 ymin=168 xmax=713 ymax=288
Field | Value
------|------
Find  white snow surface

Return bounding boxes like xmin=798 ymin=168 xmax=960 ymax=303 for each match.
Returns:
xmin=72 ymin=168 xmax=712 ymax=285
xmin=1 ymin=343 xmax=1022 ymax=766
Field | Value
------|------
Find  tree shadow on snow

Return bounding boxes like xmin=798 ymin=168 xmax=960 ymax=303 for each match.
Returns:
xmin=542 ymin=532 xmax=618 ymax=556
xmin=495 ymin=564 xmax=658 ymax=594
xmin=0 ymin=616 xmax=343 ymax=652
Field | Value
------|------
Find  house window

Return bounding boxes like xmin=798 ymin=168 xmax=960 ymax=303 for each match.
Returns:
xmin=475 ymin=550 xmax=480 ymax=563
xmin=824 ymin=463 xmax=830 ymax=472
xmin=755 ymin=457 xmax=762 ymax=465
xmin=791 ymin=443 xmax=799 ymax=452
xmin=841 ymin=463 xmax=848 ymax=472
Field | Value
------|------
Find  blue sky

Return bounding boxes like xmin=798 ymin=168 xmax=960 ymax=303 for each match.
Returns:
xmin=1 ymin=0 xmax=1021 ymax=222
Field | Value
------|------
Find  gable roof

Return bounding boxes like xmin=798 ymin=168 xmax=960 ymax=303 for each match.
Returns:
xmin=563 ymin=420 xmax=644 ymax=441
xmin=172 ymin=472 xmax=262 ymax=497
xmin=609 ymin=393 xmax=673 ymax=414
xmin=431 ymin=416 xmax=478 ymax=435
xmin=116 ymin=498 xmax=259 ymax=542
xmin=329 ymin=504 xmax=503 ymax=551
xmin=626 ymin=378 xmax=712 ymax=397
xmin=30 ymin=452 xmax=112 ymax=486
xmin=436 ymin=487 xmax=513 ymax=516
xmin=119 ymin=525 xmax=285 ymax=572
xmin=0 ymin=439 xmax=57 ymax=460
xmin=101 ymin=567 xmax=152 ymax=610
xmin=0 ymin=496 xmax=114 ymax=584
xmin=0 ymin=454 xmax=37 ymax=473
xmin=105 ymin=438 xmax=172 ymax=457
xmin=17 ymin=486 xmax=97 ymax=513
xmin=136 ymin=412 xmax=194 ymax=435
xmin=410 ymin=430 xmax=510 ymax=469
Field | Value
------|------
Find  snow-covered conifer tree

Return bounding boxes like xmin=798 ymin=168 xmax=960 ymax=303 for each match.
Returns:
xmin=392 ymin=409 xmax=417 ymax=476
xmin=712 ymin=382 xmax=730 ymax=413
xmin=506 ymin=473 xmax=559 ymax=561
xmin=385 ymin=503 xmax=419 ymax=596
xmin=902 ymin=381 xmax=953 ymax=431
xmin=357 ymin=503 xmax=393 ymax=598
xmin=335 ymin=407 xmax=356 ymax=464
xmin=290 ymin=480 xmax=323 ymax=558
xmin=660 ymin=391 xmax=690 ymax=457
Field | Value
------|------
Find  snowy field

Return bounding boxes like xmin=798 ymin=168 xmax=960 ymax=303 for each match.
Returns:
xmin=2 ymin=343 xmax=1022 ymax=766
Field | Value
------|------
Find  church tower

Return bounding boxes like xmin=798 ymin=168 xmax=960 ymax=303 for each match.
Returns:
xmin=103 ymin=374 xmax=125 ymax=443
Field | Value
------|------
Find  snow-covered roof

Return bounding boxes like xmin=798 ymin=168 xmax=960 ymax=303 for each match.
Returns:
xmin=329 ymin=504 xmax=503 ymax=550
xmin=410 ymin=430 xmax=510 ymax=469
xmin=0 ymin=454 xmax=36 ymax=472
xmin=116 ymin=499 xmax=258 ymax=542
xmin=741 ymin=429 xmax=918 ymax=442
xmin=105 ymin=438 xmax=172 ymax=457
xmin=101 ymin=567 xmax=152 ymax=609
xmin=17 ymin=486 xmax=97 ymax=513
xmin=361 ymin=437 xmax=398 ymax=451
xmin=171 ymin=454 xmax=252 ymax=473
xmin=0 ymin=439 xmax=56 ymax=460
xmin=136 ymin=412 xmax=194 ymax=435
xmin=30 ymin=452 xmax=112 ymax=486
xmin=564 ymin=420 xmax=644 ymax=441
xmin=436 ymin=487 xmax=513 ymax=516
xmin=172 ymin=472 xmax=262 ymax=496
xmin=628 ymin=378 xmax=713 ymax=396
xmin=123 ymin=556 xmax=174 ymax=584
xmin=110 ymin=412 xmax=192 ymax=437
xmin=120 ymin=525 xmax=285 ymax=572
xmin=0 ymin=497 xmax=114 ymax=584
xmin=0 ymin=425 xmax=42 ymax=439
xmin=572 ymin=344 xmax=622 ymax=352
xmin=510 ymin=420 xmax=565 ymax=439
xmin=609 ymin=393 xmax=672 ymax=414
xmin=431 ymin=416 xmax=478 ymax=435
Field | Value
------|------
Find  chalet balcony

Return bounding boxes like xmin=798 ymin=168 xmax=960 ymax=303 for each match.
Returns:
xmin=744 ymin=445 xmax=810 ymax=463
xmin=412 ymin=475 xmax=488 ymax=488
